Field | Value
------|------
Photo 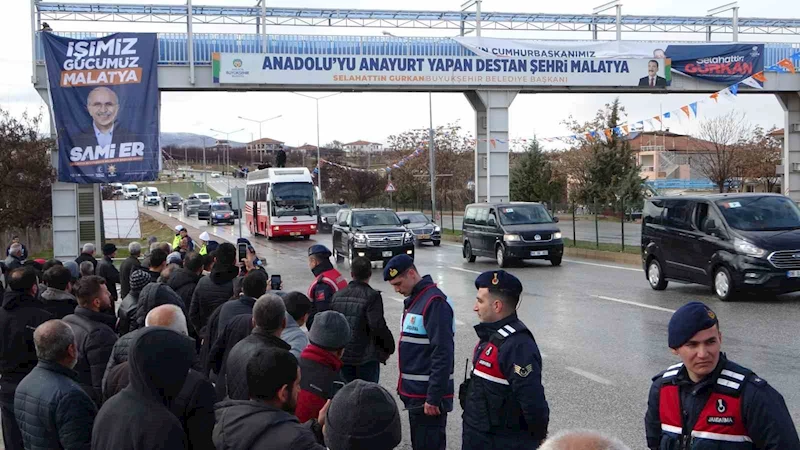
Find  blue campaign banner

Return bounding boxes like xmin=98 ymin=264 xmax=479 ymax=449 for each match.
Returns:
xmin=42 ymin=32 xmax=160 ymax=184
xmin=665 ymin=44 xmax=764 ymax=85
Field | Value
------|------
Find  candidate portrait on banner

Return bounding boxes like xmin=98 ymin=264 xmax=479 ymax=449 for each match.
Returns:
xmin=72 ymin=86 xmax=136 ymax=150
xmin=639 ymin=60 xmax=667 ymax=87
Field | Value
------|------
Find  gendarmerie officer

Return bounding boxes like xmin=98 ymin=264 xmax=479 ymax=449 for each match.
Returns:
xmin=461 ymin=270 xmax=549 ymax=450
xmin=645 ymin=301 xmax=800 ymax=449
xmin=384 ymin=254 xmax=454 ymax=450
xmin=306 ymin=245 xmax=347 ymax=330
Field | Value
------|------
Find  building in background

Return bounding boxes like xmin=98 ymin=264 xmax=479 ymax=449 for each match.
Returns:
xmin=343 ymin=140 xmax=383 ymax=153
xmin=246 ymin=137 xmax=285 ymax=159
xmin=630 ymin=131 xmax=718 ymax=191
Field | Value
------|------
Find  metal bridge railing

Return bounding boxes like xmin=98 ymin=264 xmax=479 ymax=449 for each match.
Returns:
xmin=34 ymin=32 xmax=799 ymax=68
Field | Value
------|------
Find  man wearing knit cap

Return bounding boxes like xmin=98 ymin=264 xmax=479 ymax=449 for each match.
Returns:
xmin=645 ymin=301 xmax=799 ymax=450
xmin=462 ymin=270 xmax=549 ymax=450
xmin=324 ymin=380 xmax=402 ymax=450
xmin=384 ymin=254 xmax=454 ymax=450
xmin=295 ymin=310 xmax=350 ymax=424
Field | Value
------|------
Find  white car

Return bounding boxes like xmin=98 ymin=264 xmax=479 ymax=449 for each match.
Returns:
xmin=193 ymin=193 xmax=212 ymax=204
xmin=211 ymin=172 xmax=221 ymax=178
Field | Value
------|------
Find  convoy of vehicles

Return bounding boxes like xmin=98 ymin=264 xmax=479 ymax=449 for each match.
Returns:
xmin=208 ymin=202 xmax=236 ymax=225
xmin=332 ymin=208 xmax=415 ymax=265
xmin=183 ymin=196 xmax=201 ymax=217
xmin=194 ymin=193 xmax=212 ymax=205
xmin=245 ymin=167 xmax=319 ymax=240
xmin=462 ymin=202 xmax=564 ymax=268
xmin=642 ymin=193 xmax=800 ymax=301
xmin=163 ymin=194 xmax=182 ymax=211
xmin=217 ymin=195 xmax=240 ymax=219
xmin=396 ymin=212 xmax=441 ymax=247
xmin=318 ymin=203 xmax=348 ymax=233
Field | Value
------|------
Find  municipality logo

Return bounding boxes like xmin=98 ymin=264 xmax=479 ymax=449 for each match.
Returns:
xmin=233 ymin=59 xmax=243 ymax=68
xmin=225 ymin=58 xmax=249 ymax=78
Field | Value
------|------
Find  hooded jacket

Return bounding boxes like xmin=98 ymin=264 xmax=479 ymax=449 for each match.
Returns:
xmin=92 ymin=327 xmax=195 ymax=450
xmin=118 ymin=255 xmax=141 ymax=299
xmin=168 ymin=268 xmax=202 ymax=311
xmin=213 ymin=400 xmax=325 ymax=450
xmin=225 ymin=329 xmax=291 ymax=401
xmin=190 ymin=265 xmax=239 ymax=334
xmin=62 ymin=306 xmax=119 ymax=406
xmin=295 ymin=344 xmax=344 ymax=424
xmin=0 ymin=291 xmax=53 ymax=385
xmin=132 ymin=282 xmax=187 ymax=332
xmin=40 ymin=287 xmax=79 ymax=320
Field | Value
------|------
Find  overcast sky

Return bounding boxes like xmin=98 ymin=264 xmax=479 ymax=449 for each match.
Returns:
xmin=1 ymin=0 xmax=799 ymax=149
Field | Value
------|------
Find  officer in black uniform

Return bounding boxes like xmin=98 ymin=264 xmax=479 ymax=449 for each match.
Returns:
xmin=461 ymin=270 xmax=549 ymax=450
xmin=645 ymin=301 xmax=799 ymax=450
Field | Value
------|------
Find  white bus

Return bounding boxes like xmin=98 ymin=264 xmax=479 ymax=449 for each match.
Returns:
xmin=245 ymin=167 xmax=320 ymax=239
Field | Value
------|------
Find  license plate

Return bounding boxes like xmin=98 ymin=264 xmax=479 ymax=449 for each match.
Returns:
xmin=290 ymin=232 xmax=300 ymax=236
xmin=382 ymin=251 xmax=393 ymax=257
xmin=418 ymin=234 xmax=430 ymax=240
xmin=788 ymin=270 xmax=800 ymax=278
xmin=530 ymin=250 xmax=549 ymax=256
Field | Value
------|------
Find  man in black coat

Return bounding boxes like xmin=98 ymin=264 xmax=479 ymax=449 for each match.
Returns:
xmin=74 ymin=243 xmax=98 ymax=272
xmin=40 ymin=265 xmax=79 ymax=319
xmin=217 ymin=269 xmax=268 ymax=333
xmin=168 ymin=252 xmax=204 ymax=311
xmin=190 ymin=243 xmax=239 ymax=335
xmin=103 ymin=305 xmax=215 ymax=450
xmin=93 ymin=327 xmax=196 ymax=450
xmin=119 ymin=241 xmax=142 ymax=299
xmin=96 ymin=243 xmax=121 ymax=309
xmin=63 ymin=275 xmax=118 ymax=406
xmin=145 ymin=247 xmax=168 ymax=283
xmin=0 ymin=267 xmax=53 ymax=450
xmin=330 ymin=256 xmax=395 ymax=383
xmin=225 ymin=294 xmax=290 ymax=400
xmin=14 ymin=319 xmax=97 ymax=450
xmin=132 ymin=282 xmax=187 ymax=332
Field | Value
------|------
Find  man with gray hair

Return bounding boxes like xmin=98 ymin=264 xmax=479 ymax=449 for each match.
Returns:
xmin=103 ymin=305 xmax=216 ymax=450
xmin=539 ymin=430 xmax=631 ymax=450
xmin=79 ymin=261 xmax=95 ymax=278
xmin=4 ymin=243 xmax=24 ymax=271
xmin=14 ymin=319 xmax=97 ymax=450
xmin=75 ymin=243 xmax=98 ymax=272
xmin=119 ymin=241 xmax=142 ymax=299
xmin=224 ymin=293 xmax=291 ymax=400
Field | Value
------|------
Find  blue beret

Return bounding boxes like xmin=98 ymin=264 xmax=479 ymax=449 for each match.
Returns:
xmin=474 ymin=270 xmax=522 ymax=297
xmin=668 ymin=301 xmax=718 ymax=349
xmin=384 ymin=254 xmax=414 ymax=281
xmin=308 ymin=245 xmax=331 ymax=257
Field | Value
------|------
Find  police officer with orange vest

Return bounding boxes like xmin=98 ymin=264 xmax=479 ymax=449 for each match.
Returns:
xmin=645 ymin=301 xmax=799 ymax=450
xmin=306 ymin=245 xmax=347 ymax=330
xmin=461 ymin=270 xmax=549 ymax=450
xmin=384 ymin=254 xmax=454 ymax=450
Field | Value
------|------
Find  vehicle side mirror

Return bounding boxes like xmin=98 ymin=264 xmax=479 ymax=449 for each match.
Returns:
xmin=402 ymin=218 xmax=411 ymax=225
xmin=552 ymin=216 xmax=559 ymax=223
xmin=487 ymin=217 xmax=497 ymax=227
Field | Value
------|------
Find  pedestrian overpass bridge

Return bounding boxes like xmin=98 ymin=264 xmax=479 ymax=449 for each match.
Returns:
xmin=29 ymin=2 xmax=800 ymax=259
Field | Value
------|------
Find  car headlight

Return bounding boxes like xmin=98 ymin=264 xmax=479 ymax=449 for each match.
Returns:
xmin=434 ymin=225 xmax=441 ymax=232
xmin=354 ymin=233 xmax=367 ymax=245
xmin=504 ymin=234 xmax=521 ymax=242
xmin=322 ymin=217 xmax=328 ymax=223
xmin=404 ymin=231 xmax=414 ymax=242
xmin=554 ymin=232 xmax=562 ymax=239
xmin=734 ymin=238 xmax=766 ymax=258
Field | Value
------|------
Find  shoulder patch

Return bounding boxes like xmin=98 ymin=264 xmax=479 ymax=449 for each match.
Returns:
xmin=748 ymin=374 xmax=768 ymax=387
xmin=514 ymin=363 xmax=533 ymax=378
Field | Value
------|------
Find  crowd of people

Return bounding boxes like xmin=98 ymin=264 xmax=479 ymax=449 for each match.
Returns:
xmin=1 ymin=230 xmax=799 ymax=450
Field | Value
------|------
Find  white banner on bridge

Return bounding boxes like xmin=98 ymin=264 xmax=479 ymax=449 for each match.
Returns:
xmin=214 ymin=52 xmax=667 ymax=87
xmin=102 ymin=200 xmax=141 ymax=239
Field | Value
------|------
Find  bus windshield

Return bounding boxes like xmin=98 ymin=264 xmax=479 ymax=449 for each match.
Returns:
xmin=271 ymin=182 xmax=315 ymax=217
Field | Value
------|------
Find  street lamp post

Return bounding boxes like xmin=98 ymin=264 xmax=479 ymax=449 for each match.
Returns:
xmin=238 ymin=114 xmax=282 ymax=162
xmin=289 ymin=92 xmax=342 ymax=196
xmin=210 ymin=128 xmax=244 ymax=175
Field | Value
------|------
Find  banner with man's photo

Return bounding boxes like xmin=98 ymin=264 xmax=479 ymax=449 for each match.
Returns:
xmin=453 ymin=37 xmax=764 ymax=87
xmin=42 ymin=32 xmax=160 ymax=184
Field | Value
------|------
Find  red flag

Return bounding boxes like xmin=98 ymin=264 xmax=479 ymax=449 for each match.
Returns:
xmin=777 ymin=59 xmax=796 ymax=74
xmin=752 ymin=71 xmax=767 ymax=82
xmin=710 ymin=92 xmax=720 ymax=103
xmin=681 ymin=106 xmax=691 ymax=118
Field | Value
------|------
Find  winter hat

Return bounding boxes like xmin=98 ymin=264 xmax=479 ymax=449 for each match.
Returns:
xmin=308 ymin=310 xmax=352 ymax=351
xmin=129 ymin=269 xmax=150 ymax=293
xmin=167 ymin=252 xmax=183 ymax=265
xmin=668 ymin=301 xmax=719 ymax=349
xmin=324 ymin=380 xmax=401 ymax=450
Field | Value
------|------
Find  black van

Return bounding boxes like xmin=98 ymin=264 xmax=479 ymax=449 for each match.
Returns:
xmin=642 ymin=194 xmax=800 ymax=301
xmin=462 ymin=202 xmax=564 ymax=267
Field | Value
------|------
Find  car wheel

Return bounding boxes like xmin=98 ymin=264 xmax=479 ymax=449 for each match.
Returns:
xmin=463 ymin=242 xmax=476 ymax=263
xmin=496 ymin=245 xmax=508 ymax=268
xmin=348 ymin=245 xmax=355 ymax=267
xmin=647 ymin=258 xmax=669 ymax=291
xmin=550 ymin=256 xmax=562 ymax=266
xmin=714 ymin=266 xmax=737 ymax=302
xmin=433 ymin=240 xmax=441 ymax=247
xmin=334 ymin=247 xmax=344 ymax=263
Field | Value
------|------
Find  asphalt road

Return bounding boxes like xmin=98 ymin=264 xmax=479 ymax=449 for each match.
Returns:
xmin=140 ymin=204 xmax=800 ymax=450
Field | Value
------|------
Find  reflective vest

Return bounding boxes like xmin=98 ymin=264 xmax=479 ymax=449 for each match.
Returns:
xmin=463 ymin=319 xmax=535 ymax=433
xmin=397 ymin=282 xmax=454 ymax=406
xmin=659 ymin=362 xmax=754 ymax=450
xmin=198 ymin=244 xmax=207 ymax=256
xmin=172 ymin=234 xmax=181 ymax=252
xmin=306 ymin=268 xmax=347 ymax=301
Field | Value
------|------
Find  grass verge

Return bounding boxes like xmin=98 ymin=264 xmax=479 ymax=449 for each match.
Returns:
xmin=563 ymin=238 xmax=640 ymax=255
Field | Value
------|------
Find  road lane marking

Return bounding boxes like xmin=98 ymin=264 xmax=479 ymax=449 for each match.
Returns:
xmin=591 ymin=295 xmax=675 ymax=313
xmin=563 ymin=259 xmax=640 ymax=272
xmin=565 ymin=366 xmax=613 ymax=385
xmin=448 ymin=266 xmax=481 ymax=275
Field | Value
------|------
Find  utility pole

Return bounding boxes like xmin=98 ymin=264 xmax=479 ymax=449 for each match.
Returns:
xmin=428 ymin=92 xmax=437 ymax=222
xmin=239 ymin=114 xmax=282 ymax=163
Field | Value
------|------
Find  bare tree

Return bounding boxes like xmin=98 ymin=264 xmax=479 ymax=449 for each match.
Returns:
xmin=693 ymin=111 xmax=749 ymax=193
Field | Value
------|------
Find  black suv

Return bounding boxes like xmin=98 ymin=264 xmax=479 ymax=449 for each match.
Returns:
xmin=642 ymin=194 xmax=800 ymax=301
xmin=332 ymin=208 xmax=415 ymax=265
xmin=163 ymin=195 xmax=182 ymax=211
xmin=462 ymin=202 xmax=564 ymax=267
xmin=318 ymin=203 xmax=347 ymax=233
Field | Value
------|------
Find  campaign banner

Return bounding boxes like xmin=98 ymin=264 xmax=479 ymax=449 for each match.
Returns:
xmin=213 ymin=52 xmax=668 ymax=87
xmin=42 ymin=33 xmax=160 ymax=184
xmin=453 ymin=37 xmax=763 ymax=86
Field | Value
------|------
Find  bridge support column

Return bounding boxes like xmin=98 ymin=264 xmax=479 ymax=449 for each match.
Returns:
xmin=465 ymin=90 xmax=517 ymax=203
xmin=777 ymin=92 xmax=800 ymax=201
